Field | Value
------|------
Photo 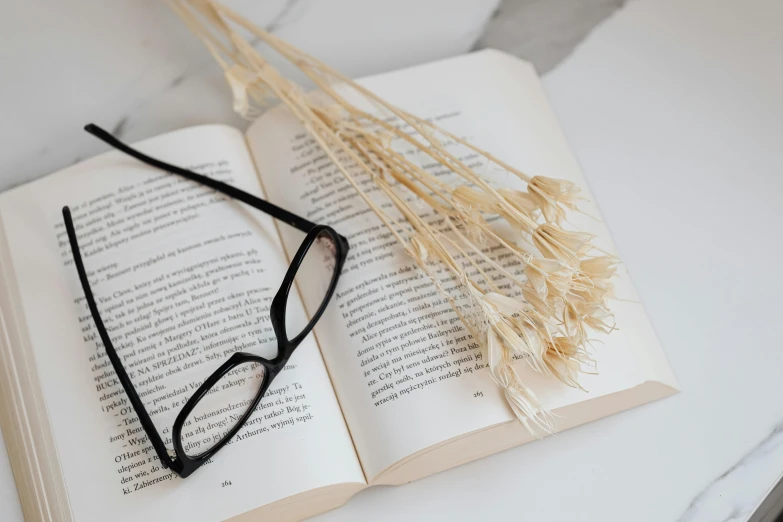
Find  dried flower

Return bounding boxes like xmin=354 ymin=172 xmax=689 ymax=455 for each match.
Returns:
xmin=488 ymin=328 xmax=553 ymax=434
xmin=543 ymin=337 xmax=591 ymax=390
xmin=580 ymin=255 xmax=618 ymax=281
xmin=498 ymin=188 xmax=539 ymax=218
xmin=533 ymin=224 xmax=594 ymax=266
xmin=525 ymin=257 xmax=573 ymax=299
xmin=528 ymin=176 xmax=583 ymax=224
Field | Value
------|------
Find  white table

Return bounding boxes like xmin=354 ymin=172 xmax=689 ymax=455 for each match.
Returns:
xmin=2 ymin=0 xmax=782 ymax=520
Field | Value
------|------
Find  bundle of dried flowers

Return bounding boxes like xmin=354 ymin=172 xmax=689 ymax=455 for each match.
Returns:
xmin=169 ymin=0 xmax=618 ymax=434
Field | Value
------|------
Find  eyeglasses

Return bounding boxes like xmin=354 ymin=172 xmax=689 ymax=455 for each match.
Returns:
xmin=63 ymin=124 xmax=349 ymax=478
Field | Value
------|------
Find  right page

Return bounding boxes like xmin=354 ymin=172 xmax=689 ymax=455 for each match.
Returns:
xmin=247 ymin=50 xmax=678 ymax=482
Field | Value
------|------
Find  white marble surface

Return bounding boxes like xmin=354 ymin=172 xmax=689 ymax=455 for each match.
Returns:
xmin=1 ymin=0 xmax=782 ymax=520
xmin=0 ymin=0 xmax=499 ymax=193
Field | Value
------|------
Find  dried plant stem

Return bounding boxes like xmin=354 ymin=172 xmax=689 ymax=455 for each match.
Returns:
xmin=171 ymin=0 xmax=619 ymax=434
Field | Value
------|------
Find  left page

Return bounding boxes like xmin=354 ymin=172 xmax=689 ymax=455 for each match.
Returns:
xmin=0 ymin=125 xmax=364 ymax=522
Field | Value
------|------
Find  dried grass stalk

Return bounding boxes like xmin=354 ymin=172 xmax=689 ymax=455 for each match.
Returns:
xmin=170 ymin=0 xmax=618 ymax=434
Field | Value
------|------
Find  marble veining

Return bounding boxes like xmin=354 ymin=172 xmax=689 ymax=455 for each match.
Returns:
xmin=264 ymin=0 xmax=310 ymax=32
xmin=678 ymin=422 xmax=783 ymax=522
xmin=476 ymin=0 xmax=626 ymax=74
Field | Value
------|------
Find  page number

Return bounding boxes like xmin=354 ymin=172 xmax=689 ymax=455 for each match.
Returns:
xmin=222 ymin=480 xmax=233 ymax=488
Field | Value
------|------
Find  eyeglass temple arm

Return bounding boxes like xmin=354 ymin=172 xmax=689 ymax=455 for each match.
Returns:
xmin=85 ymin=124 xmax=319 ymax=235
xmin=62 ymin=207 xmax=180 ymax=473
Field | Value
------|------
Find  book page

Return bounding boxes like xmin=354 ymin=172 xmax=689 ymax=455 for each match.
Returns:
xmin=247 ymin=50 xmax=677 ymax=481
xmin=0 ymin=125 xmax=364 ymax=522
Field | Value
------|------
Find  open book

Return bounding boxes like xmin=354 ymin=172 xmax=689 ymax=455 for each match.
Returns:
xmin=0 ymin=50 xmax=678 ymax=522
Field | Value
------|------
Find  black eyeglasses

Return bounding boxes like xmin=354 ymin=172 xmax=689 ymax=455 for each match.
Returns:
xmin=63 ymin=124 xmax=349 ymax=478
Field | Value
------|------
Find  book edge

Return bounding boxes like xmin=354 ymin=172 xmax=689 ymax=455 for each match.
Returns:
xmin=0 ymin=213 xmax=74 ymax=521
xmin=371 ymin=378 xmax=679 ymax=486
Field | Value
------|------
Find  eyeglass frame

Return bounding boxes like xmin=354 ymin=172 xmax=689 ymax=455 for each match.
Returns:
xmin=62 ymin=124 xmax=349 ymax=478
